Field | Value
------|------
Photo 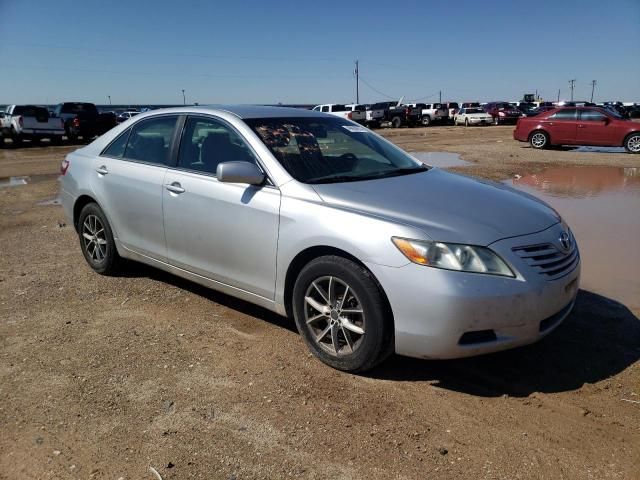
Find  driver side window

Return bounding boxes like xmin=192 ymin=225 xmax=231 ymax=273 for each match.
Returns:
xmin=177 ymin=116 xmax=258 ymax=176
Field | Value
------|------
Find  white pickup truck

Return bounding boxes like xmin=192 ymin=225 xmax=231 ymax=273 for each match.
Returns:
xmin=312 ymin=104 xmax=366 ymax=124
xmin=406 ymin=103 xmax=449 ymax=126
xmin=1 ymin=105 xmax=65 ymax=145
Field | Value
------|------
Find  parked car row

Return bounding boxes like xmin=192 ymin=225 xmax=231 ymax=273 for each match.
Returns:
xmin=311 ymin=98 xmax=640 ymax=131
xmin=0 ymin=102 xmax=118 ymax=146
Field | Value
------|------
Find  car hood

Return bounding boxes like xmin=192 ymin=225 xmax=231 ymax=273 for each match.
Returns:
xmin=311 ymin=169 xmax=559 ymax=245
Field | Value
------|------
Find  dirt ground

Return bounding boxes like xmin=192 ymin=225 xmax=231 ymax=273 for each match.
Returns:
xmin=1 ymin=126 xmax=639 ymax=480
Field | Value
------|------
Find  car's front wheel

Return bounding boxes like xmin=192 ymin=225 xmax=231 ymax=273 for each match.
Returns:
xmin=624 ymin=133 xmax=640 ymax=153
xmin=529 ymin=130 xmax=549 ymax=149
xmin=77 ymin=202 xmax=121 ymax=275
xmin=292 ymin=256 xmax=393 ymax=372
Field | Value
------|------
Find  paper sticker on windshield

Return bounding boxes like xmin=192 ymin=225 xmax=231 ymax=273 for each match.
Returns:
xmin=342 ymin=125 xmax=369 ymax=133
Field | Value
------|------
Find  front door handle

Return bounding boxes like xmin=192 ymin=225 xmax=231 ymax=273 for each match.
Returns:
xmin=96 ymin=166 xmax=108 ymax=175
xmin=548 ymin=122 xmax=554 ymax=126
xmin=578 ymin=124 xmax=585 ymax=128
xmin=165 ymin=182 xmax=185 ymax=194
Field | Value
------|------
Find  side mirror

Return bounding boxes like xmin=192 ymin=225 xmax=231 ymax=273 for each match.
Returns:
xmin=216 ymin=161 xmax=265 ymax=185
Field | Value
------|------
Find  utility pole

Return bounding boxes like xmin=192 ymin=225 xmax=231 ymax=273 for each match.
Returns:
xmin=557 ymin=89 xmax=561 ymax=103
xmin=354 ymin=60 xmax=359 ymax=104
xmin=590 ymin=80 xmax=597 ymax=103
xmin=108 ymin=95 xmax=111 ymax=106
xmin=439 ymin=90 xmax=442 ymax=103
xmin=181 ymin=89 xmax=186 ymax=105
xmin=568 ymin=79 xmax=576 ymax=101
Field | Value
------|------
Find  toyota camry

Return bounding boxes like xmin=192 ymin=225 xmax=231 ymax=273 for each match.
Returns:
xmin=60 ymin=106 xmax=580 ymax=372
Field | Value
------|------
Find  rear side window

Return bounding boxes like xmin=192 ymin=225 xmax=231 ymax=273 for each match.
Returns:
xmin=123 ymin=116 xmax=178 ymax=165
xmin=177 ymin=116 xmax=258 ymax=175
xmin=321 ymin=106 xmax=329 ymax=112
xmin=550 ymin=109 xmax=577 ymax=120
xmin=580 ymin=109 xmax=606 ymax=121
xmin=102 ymin=128 xmax=131 ymax=158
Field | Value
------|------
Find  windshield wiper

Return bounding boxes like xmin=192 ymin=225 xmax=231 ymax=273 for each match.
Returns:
xmin=309 ymin=166 xmax=428 ymax=184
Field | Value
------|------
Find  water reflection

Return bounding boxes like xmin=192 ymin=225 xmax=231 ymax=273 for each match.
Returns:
xmin=508 ymin=166 xmax=640 ymax=309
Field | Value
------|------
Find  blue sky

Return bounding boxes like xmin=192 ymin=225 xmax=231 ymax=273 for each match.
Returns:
xmin=0 ymin=0 xmax=638 ymax=105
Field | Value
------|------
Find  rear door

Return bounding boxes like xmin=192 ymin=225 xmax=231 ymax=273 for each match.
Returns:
xmin=576 ymin=109 xmax=615 ymax=145
xmin=162 ymin=115 xmax=281 ymax=299
xmin=91 ymin=114 xmax=179 ymax=261
xmin=542 ymin=108 xmax=578 ymax=144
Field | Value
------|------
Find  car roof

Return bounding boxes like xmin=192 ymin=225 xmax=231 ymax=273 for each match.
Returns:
xmin=137 ymin=104 xmax=324 ymax=119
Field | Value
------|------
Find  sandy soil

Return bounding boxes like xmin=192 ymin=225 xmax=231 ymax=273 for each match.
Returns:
xmin=1 ymin=127 xmax=639 ymax=480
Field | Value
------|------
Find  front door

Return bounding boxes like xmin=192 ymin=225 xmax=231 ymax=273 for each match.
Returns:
xmin=577 ymin=109 xmax=615 ymax=145
xmin=162 ymin=115 xmax=281 ymax=300
xmin=91 ymin=115 xmax=179 ymax=261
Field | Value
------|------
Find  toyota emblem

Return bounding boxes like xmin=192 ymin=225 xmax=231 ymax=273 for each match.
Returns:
xmin=559 ymin=231 xmax=572 ymax=252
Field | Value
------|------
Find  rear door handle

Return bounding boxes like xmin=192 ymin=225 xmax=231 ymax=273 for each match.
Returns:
xmin=96 ymin=166 xmax=108 ymax=175
xmin=164 ymin=182 xmax=185 ymax=194
xmin=578 ymin=124 xmax=585 ymax=128
xmin=548 ymin=122 xmax=554 ymax=126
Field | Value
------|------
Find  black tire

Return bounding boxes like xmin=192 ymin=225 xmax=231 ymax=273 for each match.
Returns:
xmin=623 ymin=132 xmax=640 ymax=154
xmin=464 ymin=118 xmax=469 ymax=127
xmin=11 ymin=128 xmax=23 ymax=146
xmin=51 ymin=136 xmax=63 ymax=146
xmin=529 ymin=130 xmax=550 ymax=150
xmin=494 ymin=117 xmax=500 ymax=126
xmin=422 ymin=116 xmax=431 ymax=127
xmin=292 ymin=255 xmax=393 ymax=372
xmin=77 ymin=203 xmax=121 ymax=275
xmin=391 ymin=117 xmax=402 ymax=128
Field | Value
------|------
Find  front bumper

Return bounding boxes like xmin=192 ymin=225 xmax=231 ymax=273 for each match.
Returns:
xmin=468 ymin=118 xmax=493 ymax=125
xmin=366 ymin=225 xmax=580 ymax=359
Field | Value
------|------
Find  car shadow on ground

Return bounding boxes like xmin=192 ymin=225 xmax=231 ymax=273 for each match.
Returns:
xmin=369 ymin=290 xmax=640 ymax=397
xmin=118 ymin=260 xmax=639 ymax=397
xmin=119 ymin=260 xmax=298 ymax=334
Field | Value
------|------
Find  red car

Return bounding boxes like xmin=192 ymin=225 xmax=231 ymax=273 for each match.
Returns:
xmin=484 ymin=101 xmax=523 ymax=125
xmin=514 ymin=106 xmax=640 ymax=153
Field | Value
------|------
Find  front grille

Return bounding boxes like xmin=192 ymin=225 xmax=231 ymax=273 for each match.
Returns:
xmin=512 ymin=241 xmax=579 ymax=280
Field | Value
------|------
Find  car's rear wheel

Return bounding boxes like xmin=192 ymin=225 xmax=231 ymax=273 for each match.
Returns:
xmin=391 ymin=117 xmax=402 ymax=128
xmin=422 ymin=116 xmax=431 ymax=127
xmin=77 ymin=203 xmax=121 ymax=275
xmin=465 ymin=118 xmax=469 ymax=127
xmin=494 ymin=117 xmax=500 ymax=125
xmin=624 ymin=133 xmax=640 ymax=153
xmin=530 ymin=130 xmax=549 ymax=149
xmin=292 ymin=256 xmax=393 ymax=372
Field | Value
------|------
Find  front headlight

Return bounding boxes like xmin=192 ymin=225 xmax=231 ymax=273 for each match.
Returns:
xmin=391 ymin=237 xmax=514 ymax=277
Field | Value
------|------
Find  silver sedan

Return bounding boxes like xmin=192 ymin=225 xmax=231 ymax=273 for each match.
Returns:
xmin=60 ymin=106 xmax=580 ymax=372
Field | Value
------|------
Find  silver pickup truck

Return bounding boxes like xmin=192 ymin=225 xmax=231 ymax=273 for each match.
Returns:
xmin=1 ymin=105 xmax=65 ymax=145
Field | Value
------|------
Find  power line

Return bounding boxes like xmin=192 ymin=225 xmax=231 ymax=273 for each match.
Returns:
xmin=358 ymin=76 xmax=398 ymax=100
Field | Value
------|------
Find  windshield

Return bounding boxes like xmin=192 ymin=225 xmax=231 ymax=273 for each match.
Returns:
xmin=245 ymin=117 xmax=427 ymax=184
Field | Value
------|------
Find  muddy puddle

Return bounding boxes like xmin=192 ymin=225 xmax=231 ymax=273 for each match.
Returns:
xmin=573 ymin=146 xmax=626 ymax=154
xmin=508 ymin=166 xmax=640 ymax=309
xmin=410 ymin=152 xmax=472 ymax=168
xmin=0 ymin=174 xmax=60 ymax=188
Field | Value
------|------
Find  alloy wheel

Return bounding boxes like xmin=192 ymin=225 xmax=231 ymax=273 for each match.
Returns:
xmin=531 ymin=132 xmax=547 ymax=148
xmin=627 ymin=135 xmax=640 ymax=153
xmin=82 ymin=214 xmax=107 ymax=262
xmin=303 ymin=276 xmax=365 ymax=356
